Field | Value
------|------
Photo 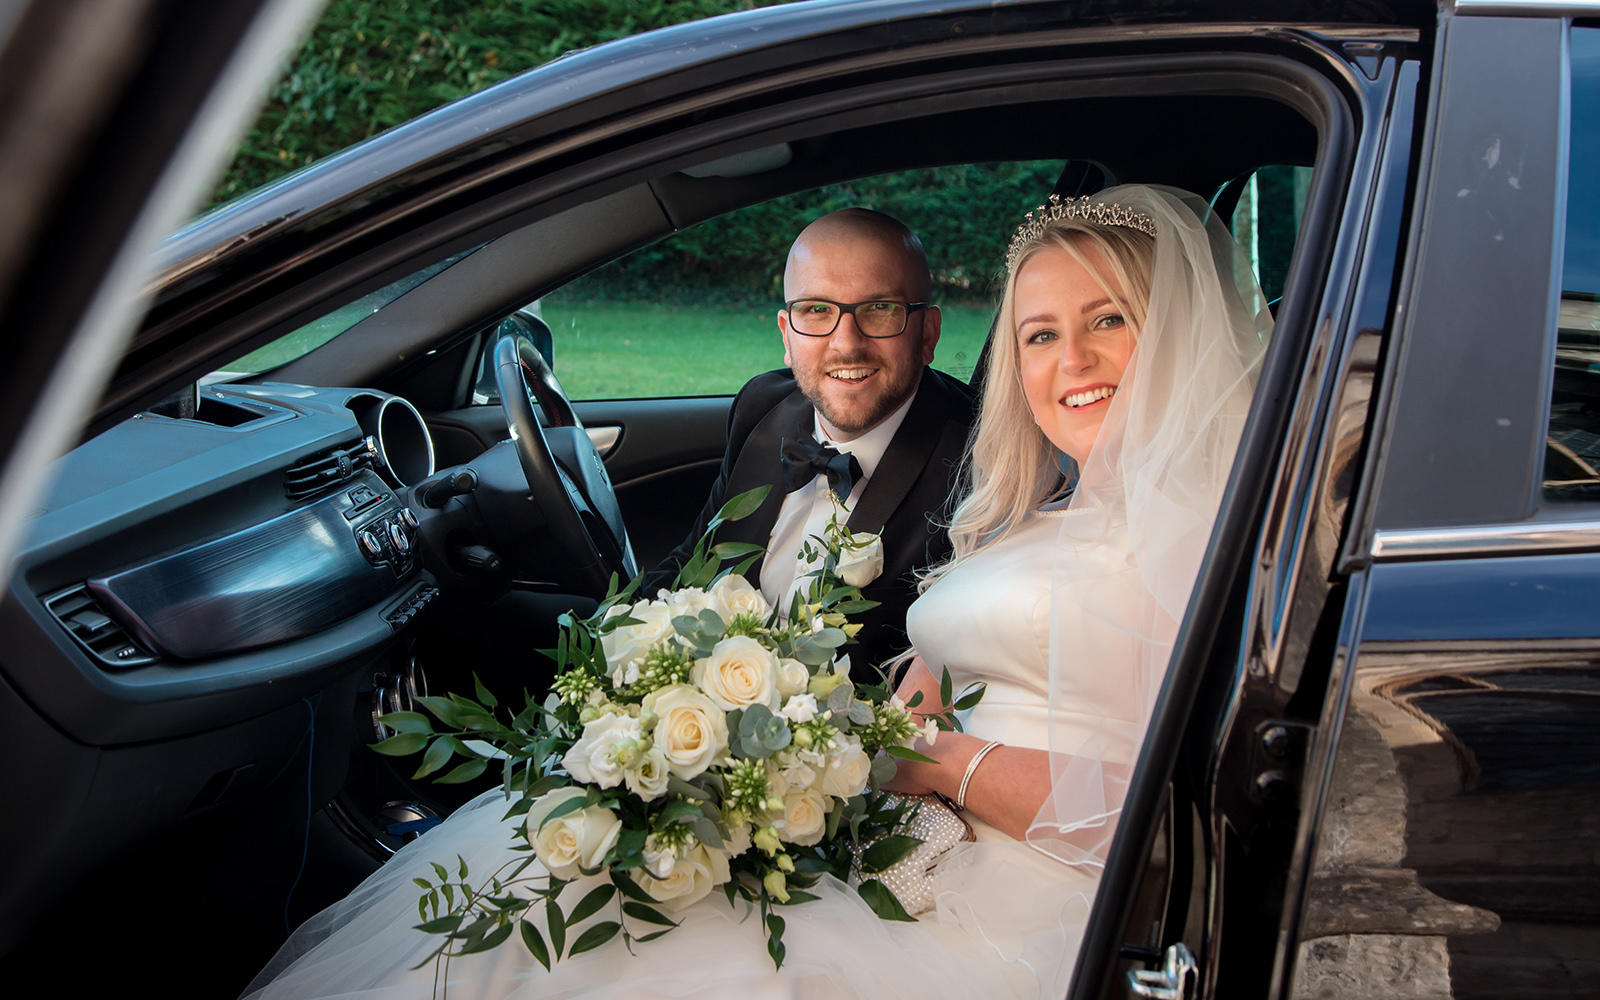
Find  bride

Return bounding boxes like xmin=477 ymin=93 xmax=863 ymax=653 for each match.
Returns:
xmin=242 ymin=185 xmax=1271 ymax=999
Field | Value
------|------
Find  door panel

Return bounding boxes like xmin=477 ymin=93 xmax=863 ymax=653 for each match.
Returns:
xmin=429 ymin=395 xmax=730 ymax=572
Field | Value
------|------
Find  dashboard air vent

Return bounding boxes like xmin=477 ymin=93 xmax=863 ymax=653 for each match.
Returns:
xmin=43 ymin=585 xmax=158 ymax=669
xmin=284 ymin=438 xmax=375 ymax=501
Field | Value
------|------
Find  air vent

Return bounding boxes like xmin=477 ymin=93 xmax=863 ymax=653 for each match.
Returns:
xmin=284 ymin=438 xmax=375 ymax=501
xmin=43 ymin=585 xmax=158 ymax=669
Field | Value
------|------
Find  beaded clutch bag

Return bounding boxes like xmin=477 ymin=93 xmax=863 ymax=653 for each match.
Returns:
xmin=850 ymin=792 xmax=975 ymax=914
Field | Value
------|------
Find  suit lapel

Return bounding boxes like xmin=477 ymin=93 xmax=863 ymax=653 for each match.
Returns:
xmin=719 ymin=388 xmax=813 ymax=577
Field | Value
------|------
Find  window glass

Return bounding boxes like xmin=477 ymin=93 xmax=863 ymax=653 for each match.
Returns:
xmin=526 ymin=162 xmax=1064 ymax=401
xmin=1544 ymin=26 xmax=1600 ymax=502
xmin=209 ymin=249 xmax=478 ymax=380
xmin=1227 ymin=164 xmax=1312 ymax=304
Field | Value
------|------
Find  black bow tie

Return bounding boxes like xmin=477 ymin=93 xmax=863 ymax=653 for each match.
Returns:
xmin=780 ymin=436 xmax=862 ymax=501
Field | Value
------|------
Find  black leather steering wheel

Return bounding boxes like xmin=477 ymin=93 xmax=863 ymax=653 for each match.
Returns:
xmin=493 ymin=328 xmax=636 ymax=595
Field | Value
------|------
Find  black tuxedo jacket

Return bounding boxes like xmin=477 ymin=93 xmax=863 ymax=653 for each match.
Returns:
xmin=648 ymin=367 xmax=976 ymax=669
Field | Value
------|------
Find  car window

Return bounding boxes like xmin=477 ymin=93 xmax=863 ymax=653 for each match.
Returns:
xmin=1544 ymin=25 xmax=1600 ymax=502
xmin=1227 ymin=164 xmax=1312 ymax=304
xmin=490 ymin=162 xmax=1064 ymax=402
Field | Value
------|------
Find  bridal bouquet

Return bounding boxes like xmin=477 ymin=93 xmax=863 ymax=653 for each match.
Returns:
xmin=375 ymin=486 xmax=982 ymax=980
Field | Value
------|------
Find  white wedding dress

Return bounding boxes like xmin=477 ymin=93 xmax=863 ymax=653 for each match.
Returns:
xmin=243 ymin=511 xmax=1115 ymax=1000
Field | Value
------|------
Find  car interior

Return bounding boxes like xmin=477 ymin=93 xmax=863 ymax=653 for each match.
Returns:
xmin=0 ymin=47 xmax=1330 ymax=993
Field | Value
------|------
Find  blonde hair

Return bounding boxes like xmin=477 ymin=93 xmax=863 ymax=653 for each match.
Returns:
xmin=924 ymin=217 xmax=1155 ymax=588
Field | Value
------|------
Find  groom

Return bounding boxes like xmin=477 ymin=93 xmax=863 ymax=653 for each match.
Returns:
xmin=651 ymin=209 xmax=976 ymax=667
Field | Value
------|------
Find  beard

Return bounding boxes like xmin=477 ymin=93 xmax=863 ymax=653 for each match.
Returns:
xmin=792 ymin=353 xmax=923 ymax=437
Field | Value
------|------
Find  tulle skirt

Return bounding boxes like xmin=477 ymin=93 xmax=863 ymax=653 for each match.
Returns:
xmin=242 ymin=791 xmax=1097 ymax=1000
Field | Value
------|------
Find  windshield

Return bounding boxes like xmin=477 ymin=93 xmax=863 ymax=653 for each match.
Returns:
xmin=206 ymin=249 xmax=478 ymax=380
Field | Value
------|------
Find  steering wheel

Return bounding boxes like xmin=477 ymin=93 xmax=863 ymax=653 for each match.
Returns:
xmin=493 ymin=328 xmax=637 ymax=595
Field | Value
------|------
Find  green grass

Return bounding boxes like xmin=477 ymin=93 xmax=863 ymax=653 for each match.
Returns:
xmin=545 ymin=300 xmax=994 ymax=400
xmin=221 ymin=298 xmax=996 ymax=398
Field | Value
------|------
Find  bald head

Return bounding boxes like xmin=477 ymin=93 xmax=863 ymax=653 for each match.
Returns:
xmin=783 ymin=209 xmax=932 ymax=302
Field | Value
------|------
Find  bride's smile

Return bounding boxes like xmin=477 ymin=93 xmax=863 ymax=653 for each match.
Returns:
xmin=1013 ymin=243 xmax=1139 ymax=463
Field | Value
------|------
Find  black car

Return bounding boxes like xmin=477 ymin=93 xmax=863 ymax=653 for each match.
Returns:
xmin=1 ymin=0 xmax=1597 ymax=996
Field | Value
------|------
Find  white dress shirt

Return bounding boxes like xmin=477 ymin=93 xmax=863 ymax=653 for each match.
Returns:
xmin=759 ymin=392 xmax=916 ymax=612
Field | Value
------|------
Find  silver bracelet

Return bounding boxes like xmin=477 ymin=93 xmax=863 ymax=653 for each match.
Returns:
xmin=955 ymin=740 xmax=1002 ymax=811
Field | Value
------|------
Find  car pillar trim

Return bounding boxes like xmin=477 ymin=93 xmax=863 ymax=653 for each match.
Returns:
xmin=1453 ymin=0 xmax=1600 ymax=17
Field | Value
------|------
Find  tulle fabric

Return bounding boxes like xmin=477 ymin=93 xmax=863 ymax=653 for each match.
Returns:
xmin=1021 ymin=185 xmax=1271 ymax=866
xmin=242 ymin=789 xmax=1096 ymax=999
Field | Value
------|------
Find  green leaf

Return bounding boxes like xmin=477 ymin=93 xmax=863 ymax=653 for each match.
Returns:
xmin=711 ymin=541 xmax=766 ymax=560
xmin=520 ymin=920 xmax=551 ymax=971
xmin=567 ymin=921 xmax=622 ymax=957
xmin=436 ymin=757 xmax=490 ymax=784
xmin=431 ymin=862 xmax=450 ymax=882
xmin=611 ymin=870 xmax=657 ymax=903
xmin=622 ymin=901 xmax=678 ymax=927
xmin=711 ymin=485 xmax=771 ymax=527
xmin=780 ymin=889 xmax=821 ymax=905
xmin=458 ymin=921 xmax=514 ymax=955
xmin=412 ymin=736 xmax=457 ymax=780
xmin=885 ymin=745 xmax=939 ymax=765
xmin=952 ymin=683 xmax=987 ymax=712
xmin=545 ymin=897 xmax=566 ymax=957
xmin=939 ymin=667 xmax=954 ymax=709
xmin=859 ymin=835 xmax=922 ymax=874
xmin=567 ymin=883 xmax=616 ymax=925
xmin=379 ymin=710 xmax=435 ymax=735
xmin=532 ymin=792 xmax=589 ymax=832
xmin=415 ymin=914 xmax=465 ymax=935
xmin=633 ymin=928 xmax=674 ymax=943
xmin=473 ymin=673 xmax=499 ymax=710
xmin=370 ymin=732 xmax=428 ymax=757
xmin=856 ymin=879 xmax=917 ymax=922
xmin=666 ymin=775 xmax=711 ymax=801
xmin=415 ymin=695 xmax=467 ymax=728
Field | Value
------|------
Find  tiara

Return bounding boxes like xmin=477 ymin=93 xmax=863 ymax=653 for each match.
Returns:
xmin=1006 ymin=194 xmax=1158 ymax=271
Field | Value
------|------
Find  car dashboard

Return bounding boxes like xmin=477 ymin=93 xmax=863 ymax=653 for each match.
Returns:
xmin=0 ymin=381 xmax=440 ymax=950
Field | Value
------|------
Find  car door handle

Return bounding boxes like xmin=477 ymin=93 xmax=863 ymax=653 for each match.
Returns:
xmin=586 ymin=425 xmax=621 ymax=458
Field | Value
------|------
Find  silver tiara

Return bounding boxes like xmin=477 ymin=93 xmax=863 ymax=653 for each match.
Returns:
xmin=1006 ymin=194 xmax=1158 ymax=271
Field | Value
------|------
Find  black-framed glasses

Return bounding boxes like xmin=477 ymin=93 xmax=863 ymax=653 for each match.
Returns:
xmin=784 ymin=298 xmax=931 ymax=338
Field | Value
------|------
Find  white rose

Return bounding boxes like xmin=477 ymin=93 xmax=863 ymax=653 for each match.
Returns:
xmin=776 ymin=658 xmax=810 ymax=698
xmin=624 ymin=746 xmax=671 ymax=801
xmin=525 ymin=787 xmax=622 ymax=880
xmin=691 ymin=635 xmax=779 ymax=711
xmin=601 ymin=600 xmax=676 ymax=686
xmin=707 ymin=574 xmax=770 ymax=625
xmin=562 ymin=712 xmax=643 ymax=789
xmin=641 ymin=684 xmax=728 ymax=779
xmin=836 ymin=531 xmax=884 ymax=587
xmin=630 ymin=842 xmax=731 ymax=913
xmin=660 ymin=586 xmax=710 ymax=620
xmin=819 ymin=737 xmax=872 ymax=798
xmin=775 ymin=787 xmax=828 ymax=846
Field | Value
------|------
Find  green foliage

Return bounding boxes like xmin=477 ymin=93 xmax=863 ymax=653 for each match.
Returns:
xmin=209 ymin=0 xmax=785 ymax=205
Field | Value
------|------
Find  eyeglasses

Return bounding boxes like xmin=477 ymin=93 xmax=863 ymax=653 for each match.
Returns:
xmin=784 ymin=298 xmax=931 ymax=338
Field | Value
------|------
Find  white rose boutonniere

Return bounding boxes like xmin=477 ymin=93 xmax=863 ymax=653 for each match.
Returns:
xmin=835 ymin=529 xmax=884 ymax=587
xmin=774 ymin=787 xmax=828 ymax=846
xmin=525 ymin=787 xmax=622 ymax=880
xmin=691 ymin=635 xmax=780 ymax=711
